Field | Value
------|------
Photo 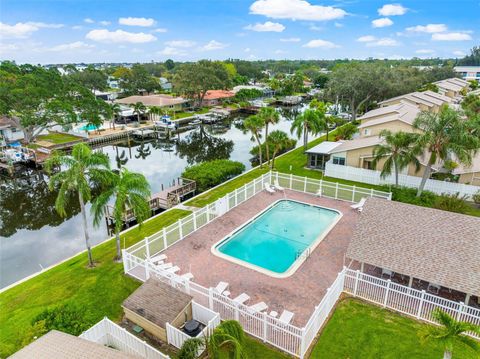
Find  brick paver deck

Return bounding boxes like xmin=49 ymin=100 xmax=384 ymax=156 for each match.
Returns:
xmin=162 ymin=189 xmax=359 ymax=326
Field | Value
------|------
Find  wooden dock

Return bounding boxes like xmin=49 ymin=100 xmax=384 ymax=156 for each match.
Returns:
xmin=105 ymin=178 xmax=196 ymax=223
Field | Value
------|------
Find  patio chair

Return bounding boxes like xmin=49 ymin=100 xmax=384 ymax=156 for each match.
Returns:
xmin=165 ymin=266 xmax=180 ymax=274
xmin=427 ymin=283 xmax=441 ymax=295
xmin=350 ymin=197 xmax=367 ymax=211
xmin=214 ymin=281 xmax=229 ymax=295
xmin=264 ymin=182 xmax=276 ymax=194
xmin=248 ymin=301 xmax=268 ymax=313
xmin=273 ymin=179 xmax=285 ymax=191
xmin=150 ymin=254 xmax=167 ymax=264
xmin=233 ymin=293 xmax=250 ymax=305
xmin=269 ymin=311 xmax=278 ymax=318
xmin=278 ymin=310 xmax=294 ymax=325
xmin=381 ymin=268 xmax=394 ymax=279
xmin=157 ymin=262 xmax=173 ymax=270
xmin=181 ymin=273 xmax=194 ymax=281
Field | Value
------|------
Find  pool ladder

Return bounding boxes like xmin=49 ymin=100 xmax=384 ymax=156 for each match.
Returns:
xmin=295 ymin=248 xmax=311 ymax=260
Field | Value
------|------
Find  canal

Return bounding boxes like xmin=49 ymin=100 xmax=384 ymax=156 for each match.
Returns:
xmin=0 ymin=105 xmax=308 ymax=288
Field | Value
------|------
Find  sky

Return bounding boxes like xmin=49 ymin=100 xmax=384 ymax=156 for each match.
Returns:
xmin=0 ymin=0 xmax=478 ymax=64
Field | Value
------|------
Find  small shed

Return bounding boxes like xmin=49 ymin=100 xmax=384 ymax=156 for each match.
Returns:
xmin=122 ymin=278 xmax=193 ymax=341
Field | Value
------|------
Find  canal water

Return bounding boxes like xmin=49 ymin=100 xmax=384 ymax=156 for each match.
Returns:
xmin=0 ymin=106 xmax=308 ymax=288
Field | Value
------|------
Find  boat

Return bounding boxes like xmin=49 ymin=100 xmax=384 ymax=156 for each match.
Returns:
xmin=188 ymin=119 xmax=202 ymax=126
xmin=155 ymin=115 xmax=177 ymax=130
xmin=1 ymin=146 xmax=35 ymax=163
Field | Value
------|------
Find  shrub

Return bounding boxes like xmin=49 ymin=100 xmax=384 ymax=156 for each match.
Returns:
xmin=182 ymin=159 xmax=245 ymax=192
xmin=377 ymin=185 xmax=437 ymax=208
xmin=433 ymin=193 xmax=470 ymax=214
xmin=473 ymin=191 xmax=480 ymax=207
xmin=235 ymin=88 xmax=263 ymax=101
xmin=249 ymin=137 xmax=296 ymax=165
xmin=31 ymin=303 xmax=95 ymax=336
xmin=178 ymin=338 xmax=203 ymax=359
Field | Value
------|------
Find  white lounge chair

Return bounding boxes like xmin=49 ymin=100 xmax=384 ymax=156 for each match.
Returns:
xmin=350 ymin=197 xmax=367 ymax=211
xmin=278 ymin=310 xmax=294 ymax=325
xmin=166 ymin=266 xmax=180 ymax=274
xmin=233 ymin=293 xmax=250 ymax=305
xmin=214 ymin=281 xmax=229 ymax=294
xmin=273 ymin=179 xmax=285 ymax=191
xmin=150 ymin=254 xmax=167 ymax=264
xmin=248 ymin=302 xmax=268 ymax=313
xmin=264 ymin=182 xmax=276 ymax=194
xmin=428 ymin=283 xmax=441 ymax=295
xmin=157 ymin=262 xmax=173 ymax=270
xmin=381 ymin=268 xmax=393 ymax=279
xmin=181 ymin=273 xmax=194 ymax=281
xmin=269 ymin=311 xmax=278 ymax=318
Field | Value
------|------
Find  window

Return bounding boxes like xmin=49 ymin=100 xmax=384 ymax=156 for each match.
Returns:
xmin=363 ymin=128 xmax=371 ymax=136
xmin=332 ymin=156 xmax=346 ymax=166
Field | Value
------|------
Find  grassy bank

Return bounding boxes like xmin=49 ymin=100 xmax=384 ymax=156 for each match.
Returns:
xmin=311 ymin=298 xmax=477 ymax=358
xmin=0 ymin=209 xmax=190 ymax=357
xmin=35 ymin=132 xmax=84 ymax=144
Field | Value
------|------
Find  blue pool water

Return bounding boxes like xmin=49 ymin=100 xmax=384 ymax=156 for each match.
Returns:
xmin=215 ymin=200 xmax=341 ymax=275
xmin=80 ymin=124 xmax=100 ymax=131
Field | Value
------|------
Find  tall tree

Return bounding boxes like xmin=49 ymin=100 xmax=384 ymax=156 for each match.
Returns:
xmin=413 ymin=105 xmax=480 ymax=197
xmin=372 ymin=130 xmax=421 ymax=186
xmin=334 ymin=123 xmax=358 ymax=141
xmin=91 ymin=168 xmax=151 ymax=260
xmin=118 ymin=64 xmax=160 ymax=95
xmin=68 ymin=65 xmax=108 ymax=93
xmin=258 ymin=107 xmax=280 ymax=165
xmin=131 ymin=102 xmax=146 ymax=124
xmin=268 ymin=130 xmax=290 ymax=169
xmin=45 ymin=143 xmax=110 ymax=267
xmin=420 ymin=309 xmax=480 ymax=359
xmin=290 ymin=109 xmax=323 ymax=150
xmin=173 ymin=60 xmax=231 ymax=107
xmin=244 ymin=115 xmax=265 ymax=167
xmin=309 ymin=99 xmax=331 ymax=140
xmin=110 ymin=103 xmax=121 ymax=130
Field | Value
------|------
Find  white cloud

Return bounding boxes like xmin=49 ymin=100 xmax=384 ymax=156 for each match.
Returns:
xmin=164 ymin=40 xmax=196 ymax=48
xmin=244 ymin=47 xmax=251 ymax=52
xmin=118 ymin=17 xmax=155 ymax=27
xmin=415 ymin=49 xmax=435 ymax=54
xmin=49 ymin=41 xmax=94 ymax=52
xmin=357 ymin=35 xmax=376 ymax=42
xmin=275 ymin=49 xmax=287 ymax=54
xmin=453 ymin=50 xmax=466 ymax=56
xmin=378 ymin=4 xmax=407 ymax=16
xmin=366 ymin=38 xmax=399 ymax=47
xmin=157 ymin=47 xmax=186 ymax=56
xmin=84 ymin=18 xmax=94 ymax=24
xmin=244 ymin=21 xmax=285 ymax=32
xmin=201 ymin=40 xmax=229 ymax=51
xmin=153 ymin=28 xmax=167 ymax=33
xmin=302 ymin=39 xmax=339 ymax=48
xmin=334 ymin=22 xmax=343 ymax=28
xmin=309 ymin=24 xmax=323 ymax=31
xmin=432 ymin=32 xmax=472 ymax=41
xmin=99 ymin=20 xmax=111 ymax=26
xmin=0 ymin=43 xmax=19 ymax=52
xmin=72 ymin=25 xmax=83 ymax=30
xmin=372 ymin=18 xmax=393 ymax=28
xmin=406 ymin=24 xmax=447 ymax=33
xmin=0 ymin=22 xmax=64 ymax=39
xmin=280 ymin=37 xmax=301 ymax=42
xmin=86 ymin=29 xmax=157 ymax=43
xmin=249 ymin=0 xmax=346 ymax=21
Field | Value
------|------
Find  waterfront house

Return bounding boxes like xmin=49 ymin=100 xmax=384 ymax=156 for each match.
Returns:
xmin=200 ymin=90 xmax=235 ymax=107
xmin=378 ymin=91 xmax=452 ymax=113
xmin=0 ymin=116 xmax=24 ymax=144
xmin=116 ymin=94 xmax=190 ymax=112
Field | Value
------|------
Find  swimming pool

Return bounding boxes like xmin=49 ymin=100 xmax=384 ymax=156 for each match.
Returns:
xmin=79 ymin=124 xmax=101 ymax=131
xmin=212 ymin=200 xmax=342 ymax=278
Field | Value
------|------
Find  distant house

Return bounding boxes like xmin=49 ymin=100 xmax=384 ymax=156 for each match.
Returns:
xmin=159 ymin=77 xmax=172 ymax=91
xmin=433 ymin=77 xmax=469 ymax=98
xmin=232 ymin=85 xmax=274 ymax=97
xmin=0 ymin=116 xmax=24 ymax=144
xmin=378 ymin=91 xmax=452 ymax=113
xmin=201 ymin=90 xmax=235 ymax=107
xmin=454 ymin=66 xmax=480 ymax=82
xmin=94 ymin=90 xmax=118 ymax=101
xmin=116 ymin=94 xmax=190 ymax=111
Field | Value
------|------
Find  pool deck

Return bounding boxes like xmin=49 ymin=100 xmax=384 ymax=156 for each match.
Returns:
xmin=157 ymin=189 xmax=359 ymax=327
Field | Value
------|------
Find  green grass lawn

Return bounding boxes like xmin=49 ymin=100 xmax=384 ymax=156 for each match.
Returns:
xmin=311 ymin=298 xmax=478 ymax=359
xmin=0 ymin=209 xmax=190 ymax=357
xmin=35 ymin=132 xmax=84 ymax=144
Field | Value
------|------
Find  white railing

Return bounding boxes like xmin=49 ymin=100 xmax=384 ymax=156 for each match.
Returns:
xmin=325 ymin=162 xmax=479 ymax=199
xmin=344 ymin=268 xmax=480 ymax=339
xmin=80 ymin=317 xmax=170 ymax=359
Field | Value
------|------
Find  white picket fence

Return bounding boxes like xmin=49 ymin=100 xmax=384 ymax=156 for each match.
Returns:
xmin=166 ymin=301 xmax=220 ymax=353
xmin=80 ymin=317 xmax=170 ymax=359
xmin=325 ymin=162 xmax=479 ymax=199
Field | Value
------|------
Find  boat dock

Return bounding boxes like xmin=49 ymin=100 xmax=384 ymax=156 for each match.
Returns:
xmin=105 ymin=178 xmax=196 ymax=224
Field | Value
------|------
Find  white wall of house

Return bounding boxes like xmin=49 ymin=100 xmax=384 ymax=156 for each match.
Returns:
xmin=0 ymin=127 xmax=24 ymax=142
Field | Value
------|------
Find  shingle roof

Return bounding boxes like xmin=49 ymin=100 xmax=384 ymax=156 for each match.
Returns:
xmin=9 ymin=330 xmax=140 ymax=359
xmin=329 ymin=136 xmax=383 ymax=153
xmin=358 ymin=101 xmax=420 ymax=129
xmin=306 ymin=141 xmax=343 ymax=154
xmin=347 ymin=198 xmax=480 ymax=296
xmin=116 ymin=94 xmax=187 ymax=107
xmin=203 ymin=90 xmax=235 ymax=100
xmin=434 ymin=79 xmax=465 ymax=92
xmin=123 ymin=278 xmax=192 ymax=328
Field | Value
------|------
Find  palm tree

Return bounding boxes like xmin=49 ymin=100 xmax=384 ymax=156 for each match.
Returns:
xmin=149 ymin=106 xmax=163 ymax=122
xmin=310 ymin=99 xmax=332 ymax=140
xmin=334 ymin=123 xmax=358 ymax=141
xmin=91 ymin=167 xmax=151 ymax=260
xmin=290 ymin=108 xmax=323 ymax=151
xmin=131 ymin=102 xmax=146 ymax=124
xmin=420 ymin=309 xmax=480 ymax=359
xmin=110 ymin=103 xmax=121 ymax=130
xmin=372 ymin=130 xmax=421 ymax=186
xmin=268 ymin=130 xmax=290 ymax=169
xmin=413 ymin=105 xmax=480 ymax=197
xmin=45 ymin=143 xmax=110 ymax=267
xmin=206 ymin=320 xmax=246 ymax=359
xmin=244 ymin=115 xmax=265 ymax=167
xmin=258 ymin=107 xmax=280 ymax=165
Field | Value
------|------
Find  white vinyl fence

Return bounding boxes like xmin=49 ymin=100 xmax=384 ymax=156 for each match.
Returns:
xmin=325 ymin=162 xmax=479 ymax=199
xmin=344 ymin=268 xmax=480 ymax=340
xmin=80 ymin=317 xmax=170 ymax=359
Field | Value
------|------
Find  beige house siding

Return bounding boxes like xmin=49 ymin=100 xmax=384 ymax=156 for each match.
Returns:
xmin=359 ymin=120 xmax=418 ymax=138
xmin=458 ymin=172 xmax=480 ymax=186
xmin=380 ymin=98 xmax=435 ymax=112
